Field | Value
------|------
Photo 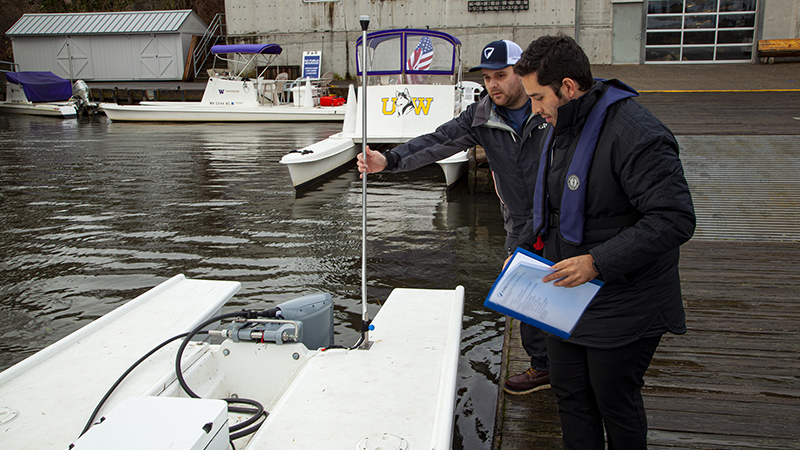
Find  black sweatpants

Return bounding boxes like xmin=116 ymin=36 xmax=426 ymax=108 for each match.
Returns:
xmin=546 ymin=334 xmax=662 ymax=450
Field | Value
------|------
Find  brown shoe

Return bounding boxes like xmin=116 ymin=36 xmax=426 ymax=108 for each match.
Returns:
xmin=504 ymin=367 xmax=550 ymax=395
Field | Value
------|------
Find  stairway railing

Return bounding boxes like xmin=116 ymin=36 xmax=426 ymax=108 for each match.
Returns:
xmin=193 ymin=13 xmax=226 ymax=79
xmin=0 ymin=61 xmax=19 ymax=73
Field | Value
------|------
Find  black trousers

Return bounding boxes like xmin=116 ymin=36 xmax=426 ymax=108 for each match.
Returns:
xmin=546 ymin=334 xmax=662 ymax=450
xmin=520 ymin=321 xmax=549 ymax=370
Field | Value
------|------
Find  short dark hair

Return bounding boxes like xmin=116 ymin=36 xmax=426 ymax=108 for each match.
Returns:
xmin=514 ymin=34 xmax=594 ymax=93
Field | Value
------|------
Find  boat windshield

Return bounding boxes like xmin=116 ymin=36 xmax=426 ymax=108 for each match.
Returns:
xmin=356 ymin=29 xmax=462 ymax=85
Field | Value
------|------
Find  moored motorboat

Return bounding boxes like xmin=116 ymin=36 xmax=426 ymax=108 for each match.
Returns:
xmin=280 ymin=29 xmax=482 ymax=191
xmin=0 ymin=71 xmax=96 ymax=118
xmin=0 ymin=274 xmax=464 ymax=450
xmin=100 ymin=44 xmax=348 ymax=123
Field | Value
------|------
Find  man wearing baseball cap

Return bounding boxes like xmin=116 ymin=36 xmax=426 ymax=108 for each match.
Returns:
xmin=358 ymin=39 xmax=552 ymax=396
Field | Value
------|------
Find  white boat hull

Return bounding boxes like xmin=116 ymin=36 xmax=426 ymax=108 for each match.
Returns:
xmin=280 ymin=135 xmax=358 ymax=190
xmin=436 ymin=150 xmax=470 ymax=188
xmin=101 ymin=103 xmax=347 ymax=122
xmin=100 ymin=76 xmax=347 ymax=122
xmin=0 ymin=102 xmax=77 ymax=118
xmin=0 ymin=275 xmax=464 ymax=450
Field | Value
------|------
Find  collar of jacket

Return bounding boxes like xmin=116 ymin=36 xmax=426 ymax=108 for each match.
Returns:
xmin=473 ymin=94 xmax=541 ymax=136
xmin=553 ymin=79 xmax=638 ymax=138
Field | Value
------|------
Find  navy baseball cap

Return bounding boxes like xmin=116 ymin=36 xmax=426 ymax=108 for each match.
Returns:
xmin=469 ymin=40 xmax=523 ymax=72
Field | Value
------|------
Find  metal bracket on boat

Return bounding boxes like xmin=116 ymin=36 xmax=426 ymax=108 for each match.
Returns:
xmin=223 ymin=318 xmax=301 ymax=344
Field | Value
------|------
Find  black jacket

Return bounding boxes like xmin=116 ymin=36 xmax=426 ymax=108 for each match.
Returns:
xmin=520 ymin=80 xmax=696 ymax=348
xmin=385 ymin=94 xmax=549 ymax=253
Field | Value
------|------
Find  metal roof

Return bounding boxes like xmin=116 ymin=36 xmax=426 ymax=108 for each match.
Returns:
xmin=6 ymin=10 xmax=199 ymax=36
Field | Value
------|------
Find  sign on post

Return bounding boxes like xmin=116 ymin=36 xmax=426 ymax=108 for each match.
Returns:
xmin=302 ymin=51 xmax=321 ymax=79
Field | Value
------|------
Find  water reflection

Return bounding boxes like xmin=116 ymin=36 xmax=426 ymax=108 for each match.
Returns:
xmin=0 ymin=114 xmax=506 ymax=450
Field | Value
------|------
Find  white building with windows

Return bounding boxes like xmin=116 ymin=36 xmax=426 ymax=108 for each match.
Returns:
xmin=223 ymin=0 xmax=798 ymax=77
xmin=6 ymin=10 xmax=208 ymax=81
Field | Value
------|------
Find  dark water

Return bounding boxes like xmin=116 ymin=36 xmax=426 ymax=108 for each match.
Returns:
xmin=0 ymin=114 xmax=508 ymax=449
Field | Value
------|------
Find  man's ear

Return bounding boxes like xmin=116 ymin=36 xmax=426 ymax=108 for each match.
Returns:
xmin=561 ymin=77 xmax=579 ymax=100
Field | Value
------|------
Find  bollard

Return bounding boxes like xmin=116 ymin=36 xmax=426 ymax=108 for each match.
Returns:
xmin=113 ymin=87 xmax=118 ymax=104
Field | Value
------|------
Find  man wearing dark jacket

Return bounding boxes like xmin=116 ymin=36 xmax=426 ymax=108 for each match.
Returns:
xmin=514 ymin=35 xmax=695 ymax=450
xmin=358 ymin=40 xmax=552 ymax=394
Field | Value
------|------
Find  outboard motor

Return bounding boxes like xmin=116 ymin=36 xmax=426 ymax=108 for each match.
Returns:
xmin=72 ymin=80 xmax=95 ymax=115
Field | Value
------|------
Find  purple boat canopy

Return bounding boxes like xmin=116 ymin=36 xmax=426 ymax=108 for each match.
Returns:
xmin=211 ymin=44 xmax=282 ymax=55
xmin=5 ymin=71 xmax=72 ymax=103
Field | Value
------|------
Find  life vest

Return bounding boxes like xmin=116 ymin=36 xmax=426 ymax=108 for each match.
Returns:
xmin=532 ymin=83 xmax=638 ymax=245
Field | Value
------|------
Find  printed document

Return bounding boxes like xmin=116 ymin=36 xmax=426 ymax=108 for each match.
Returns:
xmin=484 ymin=248 xmax=603 ymax=339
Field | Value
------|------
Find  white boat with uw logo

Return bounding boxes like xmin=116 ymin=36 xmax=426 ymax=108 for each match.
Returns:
xmin=100 ymin=44 xmax=348 ymax=122
xmin=280 ymin=29 xmax=482 ymax=190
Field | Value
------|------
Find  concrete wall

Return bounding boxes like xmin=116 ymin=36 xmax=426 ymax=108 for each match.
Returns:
xmin=761 ymin=0 xmax=800 ymax=39
xmin=225 ymin=0 xmax=582 ymax=79
xmin=224 ymin=0 xmax=800 ymax=76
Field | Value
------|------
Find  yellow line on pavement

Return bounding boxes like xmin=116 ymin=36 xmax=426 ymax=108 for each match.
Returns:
xmin=639 ymin=89 xmax=800 ymax=93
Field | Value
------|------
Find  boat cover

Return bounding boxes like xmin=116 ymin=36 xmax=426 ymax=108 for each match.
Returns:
xmin=211 ymin=44 xmax=282 ymax=55
xmin=5 ymin=71 xmax=72 ymax=102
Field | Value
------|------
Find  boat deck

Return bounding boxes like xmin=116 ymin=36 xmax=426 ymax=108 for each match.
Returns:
xmin=492 ymin=92 xmax=800 ymax=450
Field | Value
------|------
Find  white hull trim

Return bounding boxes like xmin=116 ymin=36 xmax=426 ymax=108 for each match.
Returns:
xmin=100 ymin=103 xmax=347 ymax=122
xmin=436 ymin=150 xmax=470 ymax=188
xmin=280 ymin=136 xmax=358 ymax=190
xmin=0 ymin=102 xmax=77 ymax=118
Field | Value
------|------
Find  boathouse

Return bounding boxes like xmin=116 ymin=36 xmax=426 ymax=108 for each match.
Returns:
xmin=5 ymin=10 xmax=208 ymax=81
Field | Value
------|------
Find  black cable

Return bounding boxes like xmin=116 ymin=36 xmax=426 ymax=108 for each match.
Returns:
xmin=229 ymin=411 xmax=267 ymax=440
xmin=175 ymin=311 xmax=244 ymax=398
xmin=224 ymin=397 xmax=266 ymax=432
xmin=80 ymin=309 xmax=276 ymax=443
xmin=79 ymin=330 xmax=206 ymax=437
xmin=174 ymin=311 xmax=269 ymax=441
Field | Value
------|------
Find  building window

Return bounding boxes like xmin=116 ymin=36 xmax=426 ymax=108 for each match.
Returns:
xmin=645 ymin=0 xmax=757 ymax=63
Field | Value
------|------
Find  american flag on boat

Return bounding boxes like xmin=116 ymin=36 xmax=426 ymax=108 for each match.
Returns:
xmin=407 ymin=36 xmax=434 ymax=71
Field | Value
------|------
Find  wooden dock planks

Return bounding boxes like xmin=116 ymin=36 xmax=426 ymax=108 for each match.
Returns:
xmin=494 ymin=240 xmax=800 ymax=449
xmin=493 ymin=114 xmax=800 ymax=449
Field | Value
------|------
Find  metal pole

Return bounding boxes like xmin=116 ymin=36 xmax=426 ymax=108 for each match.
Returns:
xmin=359 ymin=14 xmax=372 ymax=350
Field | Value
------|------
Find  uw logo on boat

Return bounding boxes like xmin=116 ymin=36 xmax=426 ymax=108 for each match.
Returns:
xmin=381 ymin=88 xmax=434 ymax=116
